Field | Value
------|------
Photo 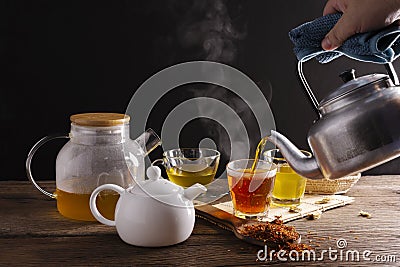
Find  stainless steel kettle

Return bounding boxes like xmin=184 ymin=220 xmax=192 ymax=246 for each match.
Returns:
xmin=269 ymin=62 xmax=400 ymax=179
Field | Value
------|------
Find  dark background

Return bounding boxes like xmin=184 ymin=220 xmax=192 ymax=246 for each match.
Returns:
xmin=2 ymin=0 xmax=400 ymax=181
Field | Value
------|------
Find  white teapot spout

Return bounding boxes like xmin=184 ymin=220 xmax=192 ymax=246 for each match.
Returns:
xmin=183 ymin=183 xmax=207 ymax=201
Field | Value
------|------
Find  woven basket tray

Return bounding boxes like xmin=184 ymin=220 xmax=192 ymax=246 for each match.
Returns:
xmin=305 ymin=173 xmax=361 ymax=195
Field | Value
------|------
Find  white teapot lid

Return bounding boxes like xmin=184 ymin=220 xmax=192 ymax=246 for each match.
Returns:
xmin=130 ymin=166 xmax=182 ymax=196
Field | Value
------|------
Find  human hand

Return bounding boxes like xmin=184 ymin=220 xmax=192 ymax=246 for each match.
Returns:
xmin=322 ymin=0 xmax=400 ymax=50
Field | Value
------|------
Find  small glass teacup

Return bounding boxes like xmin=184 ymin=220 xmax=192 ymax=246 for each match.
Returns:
xmin=152 ymin=148 xmax=220 ymax=188
xmin=264 ymin=149 xmax=311 ymax=206
xmin=227 ymin=159 xmax=277 ymax=220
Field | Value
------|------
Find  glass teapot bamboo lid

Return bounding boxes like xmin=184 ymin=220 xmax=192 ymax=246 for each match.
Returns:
xmin=70 ymin=113 xmax=130 ymax=126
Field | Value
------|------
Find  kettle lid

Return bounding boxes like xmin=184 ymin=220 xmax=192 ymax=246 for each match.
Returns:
xmin=319 ymin=70 xmax=392 ymax=113
xmin=129 ymin=166 xmax=181 ymax=196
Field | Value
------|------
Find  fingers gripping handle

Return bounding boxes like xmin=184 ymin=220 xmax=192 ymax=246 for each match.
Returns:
xmin=89 ymin=184 xmax=125 ymax=226
xmin=26 ymin=134 xmax=69 ymax=198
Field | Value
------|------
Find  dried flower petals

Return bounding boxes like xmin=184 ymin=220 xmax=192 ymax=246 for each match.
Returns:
xmin=288 ymin=206 xmax=302 ymax=213
xmin=306 ymin=211 xmax=322 ymax=220
xmin=315 ymin=197 xmax=331 ymax=204
xmin=359 ymin=210 xmax=372 ymax=218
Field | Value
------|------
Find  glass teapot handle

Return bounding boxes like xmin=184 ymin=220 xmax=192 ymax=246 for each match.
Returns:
xmin=26 ymin=134 xmax=69 ymax=198
xmin=298 ymin=61 xmax=400 ymax=118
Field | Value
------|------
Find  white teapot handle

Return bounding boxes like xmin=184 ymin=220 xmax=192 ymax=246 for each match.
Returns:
xmin=89 ymin=184 xmax=124 ymax=226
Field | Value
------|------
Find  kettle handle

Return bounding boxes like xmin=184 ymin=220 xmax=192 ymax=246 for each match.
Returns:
xmin=298 ymin=61 xmax=400 ymax=118
xmin=89 ymin=184 xmax=125 ymax=226
xmin=26 ymin=134 xmax=69 ymax=198
xmin=384 ymin=62 xmax=399 ymax=86
xmin=298 ymin=61 xmax=322 ymax=118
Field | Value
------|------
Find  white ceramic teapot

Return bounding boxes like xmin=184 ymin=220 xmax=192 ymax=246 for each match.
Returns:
xmin=89 ymin=166 xmax=207 ymax=247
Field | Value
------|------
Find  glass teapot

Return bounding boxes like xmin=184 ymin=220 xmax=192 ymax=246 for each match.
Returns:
xmin=26 ymin=113 xmax=161 ymax=221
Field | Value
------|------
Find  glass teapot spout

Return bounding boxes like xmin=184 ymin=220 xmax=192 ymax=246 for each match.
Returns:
xmin=269 ymin=130 xmax=324 ymax=180
xmin=134 ymin=128 xmax=162 ymax=156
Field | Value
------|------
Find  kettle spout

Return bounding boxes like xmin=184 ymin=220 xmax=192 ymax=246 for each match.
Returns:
xmin=183 ymin=183 xmax=207 ymax=201
xmin=269 ymin=130 xmax=324 ymax=180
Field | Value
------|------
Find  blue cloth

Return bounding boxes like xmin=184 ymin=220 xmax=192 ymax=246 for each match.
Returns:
xmin=289 ymin=13 xmax=400 ymax=64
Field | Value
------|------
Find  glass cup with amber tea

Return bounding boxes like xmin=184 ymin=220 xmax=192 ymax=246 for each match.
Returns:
xmin=264 ymin=149 xmax=312 ymax=207
xmin=227 ymin=159 xmax=277 ymax=221
xmin=152 ymin=148 xmax=220 ymax=188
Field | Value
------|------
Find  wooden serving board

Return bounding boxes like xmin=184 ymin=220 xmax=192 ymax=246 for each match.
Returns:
xmin=194 ymin=204 xmax=302 ymax=247
xmin=195 ymin=203 xmax=246 ymax=233
xmin=210 ymin=194 xmax=354 ymax=223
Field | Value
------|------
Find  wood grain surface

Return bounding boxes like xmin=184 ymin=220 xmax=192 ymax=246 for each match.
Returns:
xmin=1 ymin=176 xmax=399 ymax=266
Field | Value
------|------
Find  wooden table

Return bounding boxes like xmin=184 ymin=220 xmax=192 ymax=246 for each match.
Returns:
xmin=1 ymin=176 xmax=399 ymax=266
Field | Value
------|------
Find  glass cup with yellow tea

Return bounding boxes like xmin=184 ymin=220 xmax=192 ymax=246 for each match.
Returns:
xmin=264 ymin=149 xmax=311 ymax=207
xmin=152 ymin=148 xmax=220 ymax=188
xmin=227 ymin=159 xmax=277 ymax=221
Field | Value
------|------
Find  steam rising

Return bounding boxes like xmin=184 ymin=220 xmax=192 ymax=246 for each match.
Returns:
xmin=157 ymin=1 xmax=273 ymax=166
xmin=176 ymin=0 xmax=245 ymax=63
xmin=170 ymin=0 xmax=272 ymax=162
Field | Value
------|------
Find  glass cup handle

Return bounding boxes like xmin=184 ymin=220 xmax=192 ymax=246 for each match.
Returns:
xmin=25 ymin=134 xmax=69 ymax=198
xmin=89 ymin=184 xmax=125 ymax=226
xmin=151 ymin=159 xmax=165 ymax=168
